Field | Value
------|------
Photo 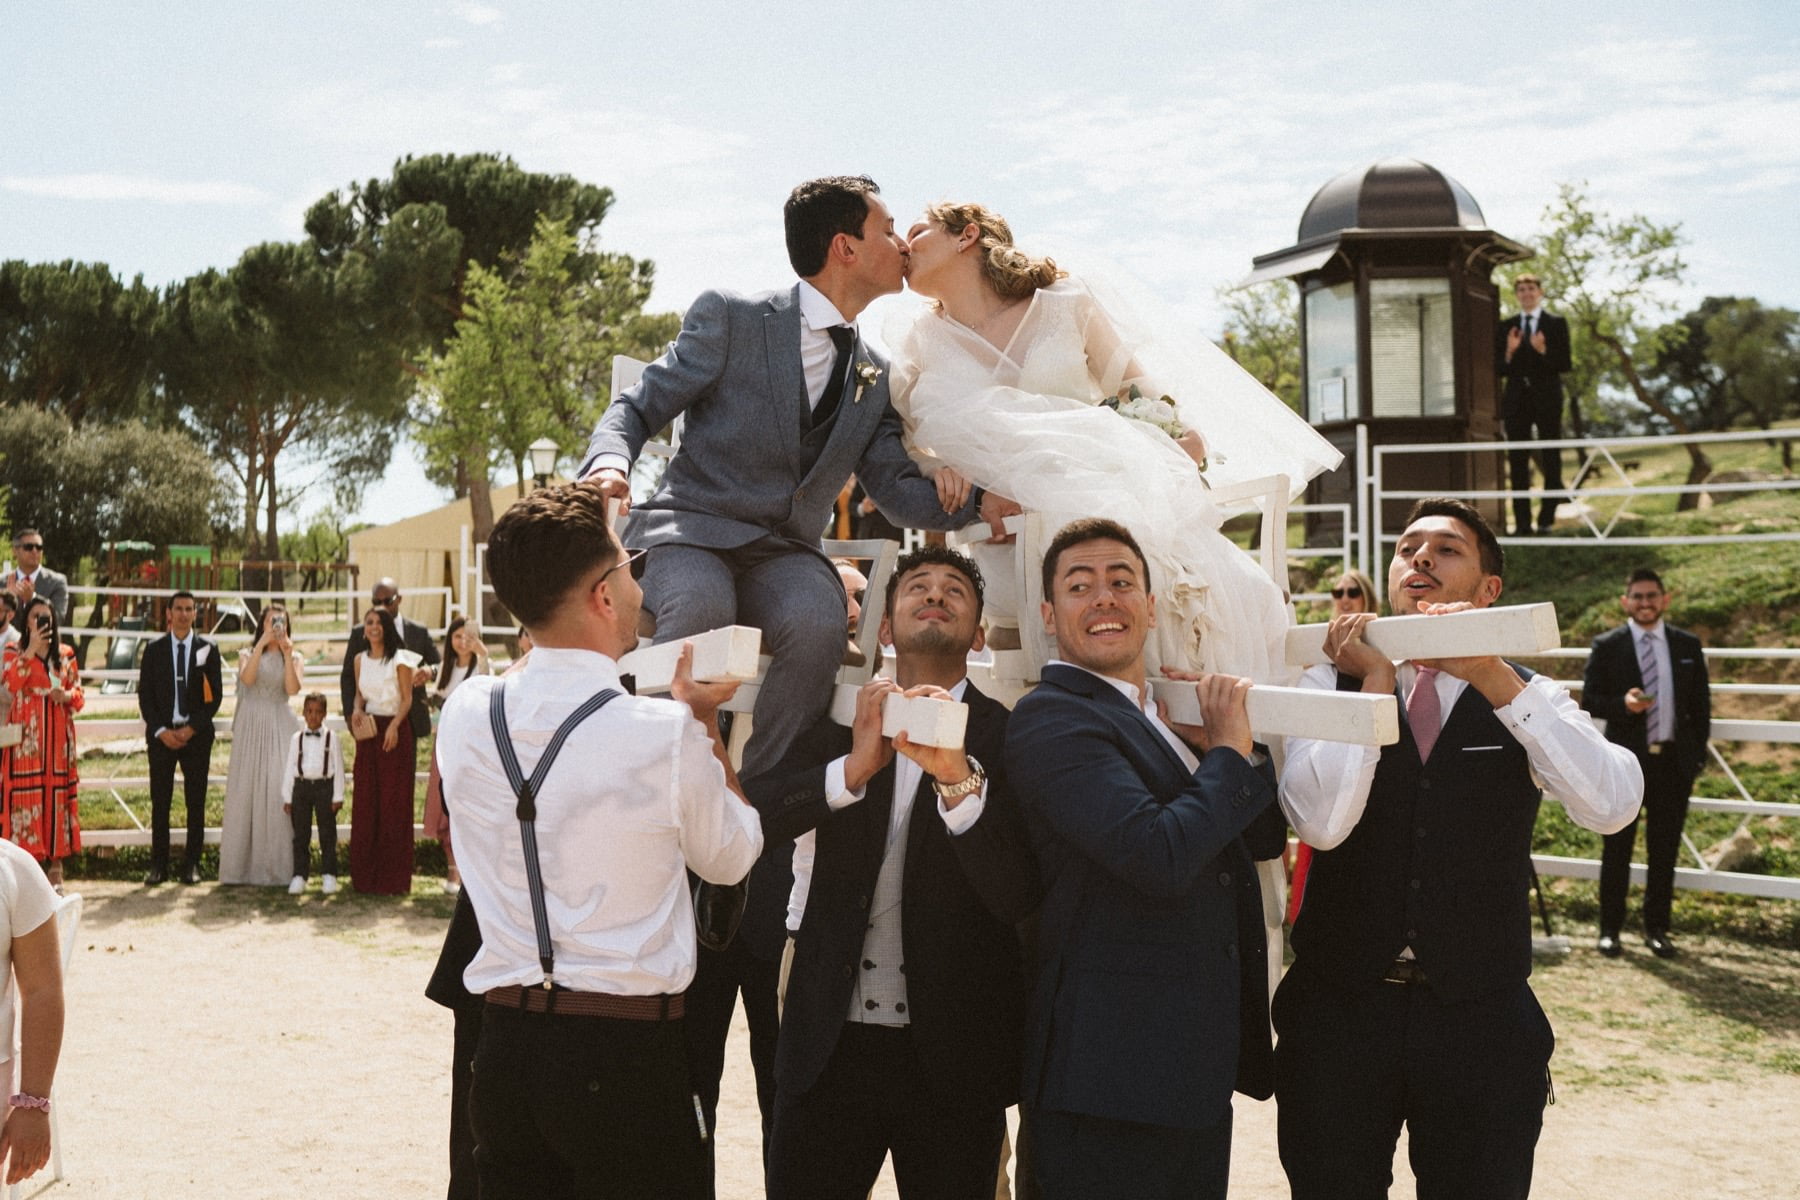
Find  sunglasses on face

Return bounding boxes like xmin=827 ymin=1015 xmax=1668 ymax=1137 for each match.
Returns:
xmin=15 ymin=544 xmax=42 ymax=552
xmin=1331 ymin=586 xmax=1364 ymax=599
xmin=600 ymin=547 xmax=650 ymax=585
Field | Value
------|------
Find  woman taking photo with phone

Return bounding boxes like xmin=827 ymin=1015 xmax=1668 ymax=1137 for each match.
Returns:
xmin=0 ymin=598 xmax=82 ymax=891
xmin=219 ymin=603 xmax=304 ymax=886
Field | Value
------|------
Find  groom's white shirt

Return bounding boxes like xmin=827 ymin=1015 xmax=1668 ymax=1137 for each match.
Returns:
xmin=590 ymin=281 xmax=853 ymax=479
xmin=796 ymin=280 xmax=853 ymax=410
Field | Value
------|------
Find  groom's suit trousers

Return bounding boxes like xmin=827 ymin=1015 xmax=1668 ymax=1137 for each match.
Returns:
xmin=642 ymin=537 xmax=847 ymax=780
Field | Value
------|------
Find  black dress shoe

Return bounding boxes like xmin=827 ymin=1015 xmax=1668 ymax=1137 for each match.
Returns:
xmin=143 ymin=868 xmax=167 ymax=886
xmin=1597 ymin=933 xmax=1623 ymax=958
xmin=1646 ymin=932 xmax=1678 ymax=959
xmin=179 ymin=864 xmax=202 ymax=886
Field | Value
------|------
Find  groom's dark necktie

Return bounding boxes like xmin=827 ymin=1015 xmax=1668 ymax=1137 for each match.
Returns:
xmin=812 ymin=325 xmax=855 ymax=430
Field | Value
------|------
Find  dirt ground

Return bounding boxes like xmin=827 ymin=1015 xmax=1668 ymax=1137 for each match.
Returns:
xmin=36 ymin=881 xmax=1800 ymax=1199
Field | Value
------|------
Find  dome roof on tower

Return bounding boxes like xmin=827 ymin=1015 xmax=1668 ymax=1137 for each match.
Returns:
xmin=1296 ymin=158 xmax=1487 ymax=241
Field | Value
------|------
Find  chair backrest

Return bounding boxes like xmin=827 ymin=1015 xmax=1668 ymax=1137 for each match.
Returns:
xmin=821 ymin=538 xmax=901 ymax=685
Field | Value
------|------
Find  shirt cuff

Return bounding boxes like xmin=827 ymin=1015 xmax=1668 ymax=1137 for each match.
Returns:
xmin=823 ymin=756 xmax=865 ymax=811
xmin=1496 ymin=676 xmax=1556 ymax=742
xmin=582 ymin=453 xmax=630 ymax=480
xmin=937 ymin=783 xmax=987 ymax=835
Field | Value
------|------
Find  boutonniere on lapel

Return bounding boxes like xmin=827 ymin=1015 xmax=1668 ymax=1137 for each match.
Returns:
xmin=196 ymin=643 xmax=215 ymax=703
xmin=854 ymin=361 xmax=881 ymax=405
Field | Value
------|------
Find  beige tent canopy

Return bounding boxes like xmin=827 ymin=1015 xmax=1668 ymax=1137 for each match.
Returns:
xmin=346 ymin=481 xmax=538 ymax=632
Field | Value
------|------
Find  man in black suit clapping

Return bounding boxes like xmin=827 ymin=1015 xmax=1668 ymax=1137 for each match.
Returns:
xmin=1497 ymin=275 xmax=1573 ymax=536
xmin=138 ymin=591 xmax=224 ymax=884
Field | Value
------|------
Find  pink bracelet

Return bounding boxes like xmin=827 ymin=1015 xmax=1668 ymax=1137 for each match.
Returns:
xmin=8 ymin=1093 xmax=49 ymax=1113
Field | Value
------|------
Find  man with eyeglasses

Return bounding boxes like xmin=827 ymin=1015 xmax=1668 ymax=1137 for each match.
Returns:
xmin=1582 ymin=568 xmax=1711 ymax=959
xmin=436 ymin=484 xmax=761 ymax=1197
xmin=5 ymin=530 xmax=69 ymax=633
xmin=339 ymin=578 xmax=440 ymax=743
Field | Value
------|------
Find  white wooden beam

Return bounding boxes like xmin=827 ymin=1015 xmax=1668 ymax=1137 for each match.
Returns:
xmin=620 ymin=625 xmax=764 ymax=692
xmin=1285 ymin=603 xmax=1561 ymax=667
xmin=824 ymin=685 xmax=969 ymax=748
xmin=1150 ymin=680 xmax=1400 ymax=746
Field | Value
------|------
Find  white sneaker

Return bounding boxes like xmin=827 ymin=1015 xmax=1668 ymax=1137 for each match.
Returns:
xmin=321 ymin=874 xmax=340 ymax=895
xmin=288 ymin=875 xmax=306 ymax=895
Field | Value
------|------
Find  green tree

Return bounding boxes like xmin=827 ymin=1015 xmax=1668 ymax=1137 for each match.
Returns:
xmin=418 ymin=213 xmax=679 ymax=547
xmin=158 ymin=227 xmax=457 ymax=563
xmin=1507 ymin=182 xmax=1709 ymax=505
xmin=0 ymin=259 xmax=161 ymax=424
xmin=0 ymin=407 xmax=225 ymax=567
xmin=305 ymin=153 xmax=618 ymax=506
xmin=1217 ymin=280 xmax=1301 ymax=410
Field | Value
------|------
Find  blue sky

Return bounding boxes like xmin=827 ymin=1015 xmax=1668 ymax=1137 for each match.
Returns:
xmin=5 ymin=1 xmax=1798 ymax=526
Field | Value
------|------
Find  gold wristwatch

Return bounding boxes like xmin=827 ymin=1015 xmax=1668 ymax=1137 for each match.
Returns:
xmin=931 ymin=755 xmax=985 ymax=801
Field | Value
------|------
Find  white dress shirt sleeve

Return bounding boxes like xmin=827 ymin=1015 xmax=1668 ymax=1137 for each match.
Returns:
xmin=936 ymin=784 xmax=987 ymax=835
xmin=1278 ymin=664 xmax=1383 ymax=850
xmin=824 ymin=756 xmax=864 ymax=811
xmin=281 ymin=733 xmax=300 ymax=808
xmin=328 ymin=730 xmax=346 ymax=807
xmin=1498 ymin=674 xmax=1644 ymax=834
xmin=673 ymin=714 xmax=764 ymax=884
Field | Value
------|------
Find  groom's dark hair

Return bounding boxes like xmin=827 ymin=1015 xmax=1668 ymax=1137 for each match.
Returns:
xmin=786 ymin=176 xmax=881 ymax=276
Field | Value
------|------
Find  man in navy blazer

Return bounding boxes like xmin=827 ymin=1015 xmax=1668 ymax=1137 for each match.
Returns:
xmin=746 ymin=546 xmax=1037 ymax=1199
xmin=1005 ymin=518 xmax=1279 ymax=1200
xmin=580 ymin=176 xmax=1003 ymax=780
xmin=138 ymin=590 xmax=225 ymax=884
xmin=1583 ymin=567 xmax=1711 ymax=958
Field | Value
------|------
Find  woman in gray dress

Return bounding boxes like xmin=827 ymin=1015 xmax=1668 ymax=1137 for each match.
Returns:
xmin=219 ymin=603 xmax=303 ymax=885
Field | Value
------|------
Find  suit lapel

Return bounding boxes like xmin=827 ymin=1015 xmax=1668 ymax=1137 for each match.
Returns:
xmin=1043 ymin=664 xmax=1190 ymax=777
xmin=862 ymin=763 xmax=898 ymax=883
xmin=765 ymin=287 xmax=808 ymax=478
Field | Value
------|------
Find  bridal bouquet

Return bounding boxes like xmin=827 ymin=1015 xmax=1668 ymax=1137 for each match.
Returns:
xmin=1104 ymin=384 xmax=1187 ymax=439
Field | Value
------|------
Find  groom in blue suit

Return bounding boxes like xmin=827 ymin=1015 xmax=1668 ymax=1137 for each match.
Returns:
xmin=581 ymin=175 xmax=993 ymax=778
xmin=1005 ymin=518 xmax=1281 ymax=1200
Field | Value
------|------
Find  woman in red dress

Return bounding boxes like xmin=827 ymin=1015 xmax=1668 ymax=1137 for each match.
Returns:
xmin=1 ymin=597 xmax=83 ymax=890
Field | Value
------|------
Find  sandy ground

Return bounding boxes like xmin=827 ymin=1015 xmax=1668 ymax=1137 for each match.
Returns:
xmin=34 ymin=881 xmax=1800 ymax=1199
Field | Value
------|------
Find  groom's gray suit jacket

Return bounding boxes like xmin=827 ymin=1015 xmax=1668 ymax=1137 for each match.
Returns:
xmin=585 ymin=285 xmax=980 ymax=551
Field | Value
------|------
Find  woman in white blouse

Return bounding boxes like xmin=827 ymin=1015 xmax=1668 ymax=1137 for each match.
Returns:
xmin=0 ymin=837 xmax=63 ymax=1185
xmin=421 ymin=617 xmax=488 ymax=894
xmin=349 ymin=606 xmax=421 ymax=895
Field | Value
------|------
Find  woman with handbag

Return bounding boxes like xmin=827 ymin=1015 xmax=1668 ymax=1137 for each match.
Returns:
xmin=349 ymin=606 xmax=421 ymax=895
xmin=0 ymin=598 xmax=82 ymax=892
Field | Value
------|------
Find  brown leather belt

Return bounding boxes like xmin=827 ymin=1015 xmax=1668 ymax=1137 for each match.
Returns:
xmin=1382 ymin=959 xmax=1429 ymax=986
xmin=484 ymin=984 xmax=684 ymax=1021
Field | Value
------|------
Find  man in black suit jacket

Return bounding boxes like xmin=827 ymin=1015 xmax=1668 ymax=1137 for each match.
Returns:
xmin=1583 ymin=567 xmax=1711 ymax=958
xmin=1496 ymin=274 xmax=1573 ymax=535
xmin=746 ymin=546 xmax=1038 ymax=1200
xmin=1005 ymin=519 xmax=1279 ymax=1200
xmin=137 ymin=590 xmax=224 ymax=884
xmin=339 ymin=578 xmax=438 ymax=739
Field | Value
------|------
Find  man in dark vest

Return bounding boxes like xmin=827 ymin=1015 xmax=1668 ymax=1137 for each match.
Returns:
xmin=1274 ymin=497 xmax=1642 ymax=1200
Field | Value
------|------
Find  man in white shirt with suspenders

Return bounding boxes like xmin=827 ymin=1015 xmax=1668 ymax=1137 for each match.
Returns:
xmin=437 ymin=484 xmax=764 ymax=1198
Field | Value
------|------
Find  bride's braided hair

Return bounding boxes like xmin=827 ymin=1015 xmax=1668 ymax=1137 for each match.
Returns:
xmin=926 ymin=202 xmax=1066 ymax=300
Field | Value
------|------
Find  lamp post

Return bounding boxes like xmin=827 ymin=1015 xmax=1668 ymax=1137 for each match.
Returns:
xmin=527 ymin=438 xmax=560 ymax=491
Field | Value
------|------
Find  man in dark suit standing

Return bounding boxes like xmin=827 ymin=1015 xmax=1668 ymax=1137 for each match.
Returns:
xmin=1583 ymin=567 xmax=1711 ymax=959
xmin=748 ymin=545 xmax=1038 ymax=1200
xmin=138 ymin=590 xmax=224 ymax=884
xmin=1276 ymin=498 xmax=1642 ymax=1200
xmin=339 ymin=577 xmax=438 ymax=741
xmin=1005 ymin=518 xmax=1279 ymax=1200
xmin=1496 ymin=274 xmax=1573 ymax=535
xmin=6 ymin=529 xmax=70 ymax=631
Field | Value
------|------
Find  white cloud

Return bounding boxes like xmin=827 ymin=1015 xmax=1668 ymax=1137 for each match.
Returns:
xmin=453 ymin=2 xmax=503 ymax=26
xmin=489 ymin=62 xmax=525 ymax=83
xmin=424 ymin=37 xmax=462 ymax=49
xmin=1 ymin=173 xmax=271 ymax=206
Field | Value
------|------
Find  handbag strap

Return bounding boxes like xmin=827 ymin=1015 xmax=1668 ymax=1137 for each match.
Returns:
xmin=487 ymin=677 xmax=622 ymax=989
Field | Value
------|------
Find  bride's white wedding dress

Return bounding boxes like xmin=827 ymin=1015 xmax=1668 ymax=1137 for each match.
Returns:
xmin=886 ymin=276 xmax=1340 ymax=684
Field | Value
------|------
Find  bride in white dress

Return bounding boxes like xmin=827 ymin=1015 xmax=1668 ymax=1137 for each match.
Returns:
xmin=886 ymin=202 xmax=1341 ymax=683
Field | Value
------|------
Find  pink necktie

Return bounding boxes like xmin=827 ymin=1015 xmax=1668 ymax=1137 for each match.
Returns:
xmin=1408 ymin=666 xmax=1442 ymax=763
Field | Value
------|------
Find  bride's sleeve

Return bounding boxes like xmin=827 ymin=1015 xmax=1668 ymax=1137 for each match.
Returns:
xmin=883 ymin=332 xmax=943 ymax=476
xmin=1075 ymin=284 xmax=1165 ymax=398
